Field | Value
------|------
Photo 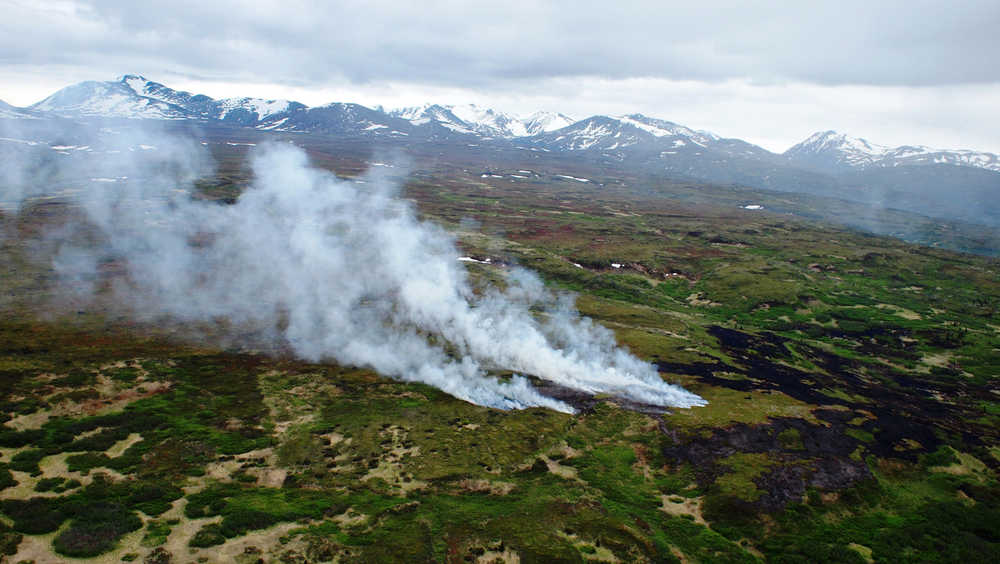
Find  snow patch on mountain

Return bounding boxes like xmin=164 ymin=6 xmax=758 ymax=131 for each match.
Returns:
xmin=617 ymin=114 xmax=709 ymax=146
xmin=31 ymin=81 xmax=188 ymax=119
xmin=523 ymin=111 xmax=575 ymax=135
xmin=391 ymin=103 xmax=573 ymax=138
xmin=531 ymin=114 xmax=736 ymax=158
xmin=785 ymin=130 xmax=889 ymax=168
xmin=449 ymin=104 xmax=526 ymax=137
xmin=217 ymin=98 xmax=292 ymax=120
xmin=391 ymin=104 xmax=488 ymax=136
xmin=786 ymin=130 xmax=1000 ymax=173
xmin=120 ymin=75 xmax=151 ymax=97
xmin=115 ymin=74 xmax=211 ymax=112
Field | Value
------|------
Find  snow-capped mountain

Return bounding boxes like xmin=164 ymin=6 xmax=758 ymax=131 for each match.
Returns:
xmin=526 ymin=113 xmax=840 ymax=199
xmin=113 ymin=75 xmax=308 ymax=126
xmin=448 ymin=104 xmax=524 ymax=137
xmin=277 ymin=102 xmax=413 ymax=135
xmin=784 ymin=131 xmax=889 ymax=170
xmin=522 ymin=111 xmax=575 ymax=135
xmin=786 ymin=130 xmax=1000 ymax=174
xmin=389 ymin=104 xmax=477 ymax=135
xmin=531 ymin=113 xmax=729 ymax=152
xmin=30 ymin=79 xmax=191 ymax=119
xmin=7 ymin=74 xmax=1000 ymax=230
xmin=19 ymin=76 xmax=998 ymax=176
xmin=530 ymin=113 xmax=762 ymax=159
xmin=30 ymin=74 xmax=305 ymax=127
xmin=117 ymin=74 xmax=214 ymax=114
xmin=389 ymin=103 xmax=573 ymax=139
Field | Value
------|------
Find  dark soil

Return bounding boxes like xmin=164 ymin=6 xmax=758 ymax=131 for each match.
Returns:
xmin=659 ymin=326 xmax=998 ymax=464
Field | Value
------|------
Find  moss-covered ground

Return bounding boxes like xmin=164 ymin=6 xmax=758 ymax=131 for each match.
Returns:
xmin=0 ymin=135 xmax=997 ymax=562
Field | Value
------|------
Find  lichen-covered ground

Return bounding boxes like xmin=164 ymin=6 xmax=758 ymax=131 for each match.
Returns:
xmin=1 ymin=136 xmax=998 ymax=562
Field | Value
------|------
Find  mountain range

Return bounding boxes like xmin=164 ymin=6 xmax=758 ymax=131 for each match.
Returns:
xmin=2 ymin=74 xmax=999 ymax=227
xmin=18 ymin=75 xmax=575 ymax=140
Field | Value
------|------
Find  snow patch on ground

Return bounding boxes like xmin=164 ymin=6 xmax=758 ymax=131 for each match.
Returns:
xmin=556 ymin=174 xmax=591 ymax=182
xmin=0 ymin=137 xmax=41 ymax=146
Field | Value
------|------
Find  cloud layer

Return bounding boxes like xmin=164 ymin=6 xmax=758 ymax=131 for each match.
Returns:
xmin=4 ymin=1 xmax=999 ymax=87
xmin=2 ymin=1 xmax=998 ymax=153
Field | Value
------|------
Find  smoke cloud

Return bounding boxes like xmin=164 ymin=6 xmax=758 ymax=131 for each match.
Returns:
xmin=0 ymin=124 xmax=705 ymax=413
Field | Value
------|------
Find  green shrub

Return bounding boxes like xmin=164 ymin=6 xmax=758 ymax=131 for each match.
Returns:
xmin=108 ymin=367 xmax=141 ymax=383
xmin=0 ymin=521 xmax=22 ymax=556
xmin=52 ymin=369 xmax=96 ymax=387
xmin=701 ymin=494 xmax=761 ymax=541
xmin=47 ymin=388 xmax=101 ymax=403
xmin=189 ymin=523 xmax=226 ymax=547
xmin=777 ymin=428 xmax=804 ymax=450
xmin=141 ymin=520 xmax=173 ymax=548
xmin=35 ymin=477 xmax=65 ymax=492
xmin=67 ymin=428 xmax=129 ymax=452
xmin=0 ymin=429 xmax=45 ymax=448
xmin=219 ymin=509 xmax=278 ymax=537
xmin=9 ymin=449 xmax=46 ymax=475
xmin=921 ymin=446 xmax=959 ymax=468
xmin=183 ymin=483 xmax=240 ymax=518
xmin=1 ymin=498 xmax=66 ymax=534
xmin=53 ymin=502 xmax=142 ymax=557
xmin=58 ymin=478 xmax=83 ymax=493
xmin=836 ymin=319 xmax=869 ymax=334
xmin=128 ymin=482 xmax=183 ymax=516
xmin=0 ymin=467 xmax=17 ymax=490
xmin=66 ymin=452 xmax=111 ymax=473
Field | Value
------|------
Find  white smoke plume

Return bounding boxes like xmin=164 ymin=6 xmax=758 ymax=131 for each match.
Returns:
xmin=0 ymin=124 xmax=706 ymax=413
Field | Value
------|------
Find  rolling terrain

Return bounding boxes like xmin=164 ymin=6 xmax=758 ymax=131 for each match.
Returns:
xmin=0 ymin=123 xmax=998 ymax=563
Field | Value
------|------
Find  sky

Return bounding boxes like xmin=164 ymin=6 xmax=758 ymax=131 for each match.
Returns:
xmin=2 ymin=0 xmax=999 ymax=153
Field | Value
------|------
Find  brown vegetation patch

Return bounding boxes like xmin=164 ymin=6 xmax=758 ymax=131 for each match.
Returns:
xmin=456 ymin=479 xmax=516 ymax=496
xmin=660 ymin=495 xmax=707 ymax=526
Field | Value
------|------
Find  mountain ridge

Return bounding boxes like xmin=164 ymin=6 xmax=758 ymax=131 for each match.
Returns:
xmin=10 ymin=75 xmax=998 ymax=172
xmin=4 ymin=74 xmax=999 ymax=228
xmin=785 ymin=129 xmax=1000 ymax=174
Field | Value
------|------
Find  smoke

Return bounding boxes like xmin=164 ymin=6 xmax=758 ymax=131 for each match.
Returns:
xmin=0 ymin=123 xmax=705 ymax=413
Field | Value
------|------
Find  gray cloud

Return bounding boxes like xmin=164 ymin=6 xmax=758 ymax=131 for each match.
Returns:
xmin=2 ymin=1 xmax=999 ymax=154
xmin=3 ymin=1 xmax=999 ymax=90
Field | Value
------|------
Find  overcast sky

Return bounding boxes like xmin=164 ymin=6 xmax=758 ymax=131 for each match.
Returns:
xmin=2 ymin=0 xmax=999 ymax=153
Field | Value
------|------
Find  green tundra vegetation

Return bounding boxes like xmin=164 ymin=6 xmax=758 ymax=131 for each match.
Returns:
xmin=0 ymin=133 xmax=997 ymax=562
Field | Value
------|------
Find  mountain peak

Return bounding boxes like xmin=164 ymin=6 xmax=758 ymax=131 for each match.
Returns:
xmin=522 ymin=110 xmax=574 ymax=135
xmin=786 ymin=131 xmax=1000 ymax=173
xmin=790 ymin=130 xmax=888 ymax=158
xmin=610 ymin=114 xmax=716 ymax=145
xmin=390 ymin=103 xmax=546 ymax=138
xmin=117 ymin=74 xmax=152 ymax=95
